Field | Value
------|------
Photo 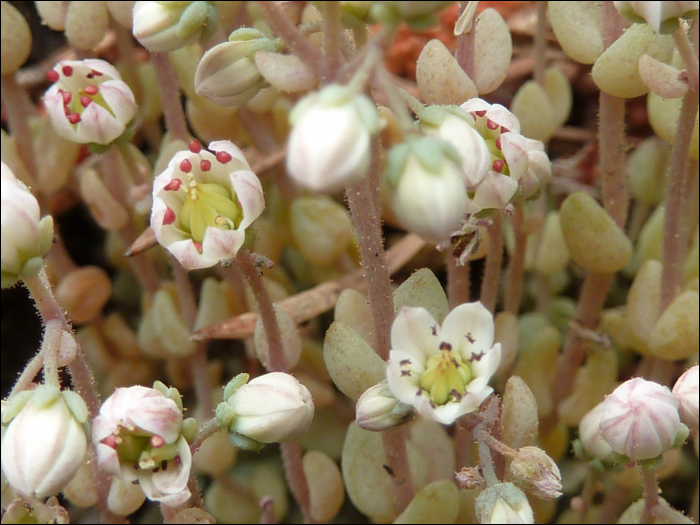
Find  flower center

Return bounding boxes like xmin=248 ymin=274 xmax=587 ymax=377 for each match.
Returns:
xmin=106 ymin=425 xmax=180 ymax=472
xmin=419 ymin=342 xmax=473 ymax=405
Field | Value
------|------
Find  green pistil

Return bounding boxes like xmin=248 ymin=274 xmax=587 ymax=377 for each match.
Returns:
xmin=420 ymin=346 xmax=473 ymax=405
xmin=178 ymin=179 xmax=243 ymax=242
xmin=116 ymin=433 xmax=151 ymax=463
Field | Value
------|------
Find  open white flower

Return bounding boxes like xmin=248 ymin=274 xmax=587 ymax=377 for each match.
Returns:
xmin=386 ymin=302 xmax=501 ymax=425
xmin=92 ymin=385 xmax=191 ymax=507
xmin=43 ymin=59 xmax=136 ymax=145
xmin=151 ymin=140 xmax=265 ymax=270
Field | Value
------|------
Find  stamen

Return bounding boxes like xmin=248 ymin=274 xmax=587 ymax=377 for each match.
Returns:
xmin=439 ymin=341 xmax=452 ymax=351
xmin=62 ymin=65 xmax=74 ymax=76
xmin=431 ymin=325 xmax=438 ymax=336
xmin=401 ymin=370 xmax=412 ymax=377
xmin=216 ymin=151 xmax=233 ymax=164
xmin=80 ymin=96 xmax=92 ymax=107
xmin=61 ymin=91 xmax=72 ymax=105
xmin=91 ymin=69 xmax=103 ymax=76
xmin=84 ymin=84 xmax=98 ymax=95
xmin=175 ymin=455 xmax=182 ymax=464
xmin=150 ymin=435 xmax=166 ymax=448
xmin=161 ymin=460 xmax=168 ymax=471
xmin=193 ymin=242 xmax=203 ymax=253
xmin=180 ymin=159 xmax=192 ymax=173
xmin=466 ymin=332 xmax=475 ymax=344
xmin=475 ymin=110 xmax=487 ymax=117
xmin=495 ymin=138 xmax=501 ymax=150
xmin=200 ymin=159 xmax=212 ymax=172
xmin=63 ymin=105 xmax=71 ymax=116
xmin=492 ymin=160 xmax=504 ymax=173
xmin=68 ymin=113 xmax=81 ymax=124
xmin=189 ymin=140 xmax=202 ymax=153
xmin=486 ymin=119 xmax=499 ymax=130
xmin=163 ymin=207 xmax=176 ymax=225
xmin=400 ymin=359 xmax=411 ymax=366
xmin=47 ymin=69 xmax=59 ymax=82
xmin=164 ymin=179 xmax=182 ymax=191
xmin=101 ymin=435 xmax=118 ymax=449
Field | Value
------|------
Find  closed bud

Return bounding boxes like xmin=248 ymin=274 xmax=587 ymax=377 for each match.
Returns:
xmin=387 ymin=137 xmax=468 ymax=244
xmin=510 ymin=446 xmax=563 ymax=500
xmin=287 ymin=84 xmax=379 ymax=194
xmin=195 ymin=28 xmax=277 ymax=107
xmin=475 ymin=482 xmax=534 ymax=524
xmin=672 ymin=365 xmax=699 ymax=432
xmin=1 ymin=385 xmax=88 ymax=499
xmin=578 ymin=401 xmax=617 ymax=465
xmin=1 ymin=162 xmax=54 ymax=288
xmin=355 ymin=382 xmax=414 ymax=431
xmin=1 ymin=1 xmax=31 ymax=75
xmin=219 ymin=372 xmax=314 ymax=446
xmin=65 ymin=1 xmax=109 ymax=50
xmin=132 ymin=1 xmax=219 ymax=52
xmin=601 ymin=377 xmax=686 ymax=461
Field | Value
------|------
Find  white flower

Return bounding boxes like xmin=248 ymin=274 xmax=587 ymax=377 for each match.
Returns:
xmin=92 ymin=385 xmax=191 ymax=507
xmin=419 ymin=107 xmax=491 ymax=188
xmin=218 ymin=372 xmax=314 ymax=447
xmin=287 ymin=84 xmax=379 ymax=193
xmin=461 ymin=98 xmax=521 ymax=136
xmin=476 ymin=482 xmax=534 ymax=524
xmin=388 ymin=137 xmax=469 ymax=244
xmin=1 ymin=162 xmax=54 ymax=288
xmin=672 ymin=365 xmax=699 ymax=432
xmin=600 ymin=377 xmax=685 ymax=461
xmin=578 ymin=401 xmax=616 ymax=463
xmin=613 ymin=1 xmax=699 ymax=34
xmin=519 ymin=138 xmax=552 ymax=200
xmin=151 ymin=140 xmax=265 ymax=270
xmin=355 ymin=381 xmax=414 ymax=431
xmin=386 ymin=302 xmax=501 ymax=425
xmin=43 ymin=59 xmax=136 ymax=145
xmin=1 ymin=385 xmax=88 ymax=499
xmin=132 ymin=1 xmax=219 ymax=52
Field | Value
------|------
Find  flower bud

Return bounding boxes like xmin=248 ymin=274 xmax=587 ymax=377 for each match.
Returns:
xmin=387 ymin=137 xmax=468 ymax=244
xmin=613 ymin=1 xmax=699 ymax=34
xmin=600 ymin=377 xmax=686 ymax=461
xmin=151 ymin=140 xmax=265 ymax=270
xmin=195 ymin=28 xmax=277 ymax=107
xmin=510 ymin=446 xmax=563 ymax=500
xmin=475 ymin=482 xmax=534 ymax=524
xmin=43 ymin=59 xmax=136 ymax=145
xmin=577 ymin=402 xmax=617 ymax=465
xmin=218 ymin=372 xmax=314 ymax=447
xmin=132 ymin=1 xmax=219 ymax=52
xmin=92 ymin=384 xmax=192 ymax=506
xmin=1 ymin=162 xmax=54 ymax=288
xmin=286 ymin=84 xmax=379 ymax=194
xmin=1 ymin=385 xmax=88 ymax=499
xmin=65 ymin=1 xmax=109 ymax=50
xmin=419 ymin=105 xmax=490 ymax=188
xmin=355 ymin=382 xmax=414 ymax=431
xmin=672 ymin=365 xmax=699 ymax=432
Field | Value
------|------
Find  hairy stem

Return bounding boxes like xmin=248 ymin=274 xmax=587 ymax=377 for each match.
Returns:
xmin=504 ymin=201 xmax=527 ymax=314
xmin=641 ymin=469 xmax=661 ymax=524
xmin=480 ymin=214 xmax=504 ymax=313
xmin=447 ymin=253 xmax=471 ymax=309
xmin=151 ymin=52 xmax=189 ymax=142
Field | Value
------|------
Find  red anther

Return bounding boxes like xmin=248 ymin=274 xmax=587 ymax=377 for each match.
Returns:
xmin=161 ymin=460 xmax=168 ymax=471
xmin=188 ymin=139 xmax=202 ymax=153
xmin=492 ymin=159 xmax=505 ymax=173
xmin=62 ymin=65 xmax=73 ymax=77
xmin=47 ymin=69 xmax=60 ymax=82
xmin=193 ymin=242 xmax=203 ymax=253
xmin=84 ymin=84 xmax=99 ymax=95
xmin=68 ymin=113 xmax=81 ymax=124
xmin=134 ymin=464 xmax=139 ymax=470
xmin=486 ymin=119 xmax=499 ymax=130
xmin=162 ymin=207 xmax=176 ymax=225
xmin=495 ymin=137 xmax=502 ymax=150
xmin=475 ymin=110 xmax=487 ymax=117
xmin=100 ymin=435 xmax=118 ymax=449
xmin=91 ymin=69 xmax=103 ymax=76
xmin=501 ymin=126 xmax=510 ymax=134
xmin=175 ymin=455 xmax=182 ymax=464
xmin=153 ymin=468 xmax=159 ymax=473
xmin=200 ymin=159 xmax=212 ymax=172
xmin=80 ymin=96 xmax=92 ymax=107
xmin=61 ymin=91 xmax=72 ymax=105
xmin=64 ymin=106 xmax=71 ymax=116
xmin=86 ymin=73 xmax=94 ymax=79
xmin=180 ymin=159 xmax=192 ymax=173
xmin=164 ymin=179 xmax=182 ymax=191
xmin=216 ymin=151 xmax=232 ymax=164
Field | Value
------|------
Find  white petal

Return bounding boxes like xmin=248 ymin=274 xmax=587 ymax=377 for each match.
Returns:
xmin=391 ymin=307 xmax=442 ymax=364
xmin=201 ymin=227 xmax=246 ymax=263
xmin=208 ymin=140 xmax=250 ymax=170
xmin=230 ymin=170 xmax=265 ymax=230
xmin=441 ymin=301 xmax=495 ymax=357
xmin=387 ymin=349 xmax=425 ymax=404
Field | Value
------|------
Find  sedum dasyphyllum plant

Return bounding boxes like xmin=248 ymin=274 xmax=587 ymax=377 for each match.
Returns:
xmin=0 ymin=1 xmax=698 ymax=523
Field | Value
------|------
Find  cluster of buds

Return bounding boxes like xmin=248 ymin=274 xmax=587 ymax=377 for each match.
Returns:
xmin=132 ymin=1 xmax=219 ymax=52
xmin=92 ymin=383 xmax=194 ymax=507
xmin=151 ymin=139 xmax=265 ymax=270
xmin=216 ymin=372 xmax=314 ymax=450
xmin=43 ymin=59 xmax=136 ymax=146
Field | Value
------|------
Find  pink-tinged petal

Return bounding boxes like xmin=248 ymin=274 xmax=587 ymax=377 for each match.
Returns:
xmin=74 ymin=103 xmax=125 ymax=144
xmin=126 ymin=401 xmax=182 ymax=444
xmin=166 ymin=239 xmax=211 ymax=270
xmin=499 ymin=133 xmax=529 ymax=180
xmin=82 ymin=58 xmax=122 ymax=80
xmin=44 ymin=86 xmax=81 ymax=142
xmin=201 ymin=227 xmax=246 ymax=263
xmin=150 ymin=437 xmax=191 ymax=494
xmin=230 ymin=170 xmax=265 ymax=230
xmin=484 ymin=104 xmax=520 ymax=134
xmin=95 ymin=442 xmax=123 ymax=477
xmin=469 ymin=171 xmax=518 ymax=212
xmin=387 ymin=349 xmax=425 ymax=404
xmin=99 ymin=80 xmax=137 ymax=123
xmin=208 ymin=140 xmax=250 ymax=170
xmin=441 ymin=301 xmax=495 ymax=357
xmin=391 ymin=307 xmax=442 ymax=364
xmin=461 ymin=98 xmax=491 ymax=114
